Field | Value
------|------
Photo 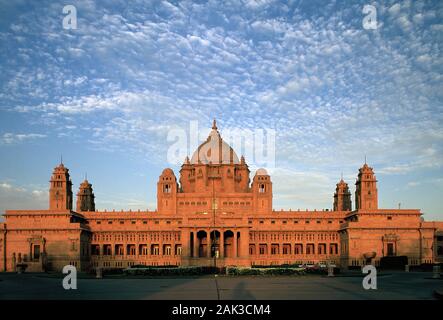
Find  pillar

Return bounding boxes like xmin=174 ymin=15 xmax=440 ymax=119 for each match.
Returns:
xmin=207 ymin=230 xmax=211 ymax=258
xmin=234 ymin=231 xmax=238 ymax=258
xmin=220 ymin=230 xmax=224 ymax=258
xmin=181 ymin=230 xmax=189 ymax=258
xmin=159 ymin=232 xmax=164 ymax=257
xmin=2 ymin=227 xmax=6 ymax=272
xmin=193 ymin=231 xmax=198 ymax=258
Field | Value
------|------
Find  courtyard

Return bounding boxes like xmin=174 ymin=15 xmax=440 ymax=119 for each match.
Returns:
xmin=0 ymin=271 xmax=442 ymax=300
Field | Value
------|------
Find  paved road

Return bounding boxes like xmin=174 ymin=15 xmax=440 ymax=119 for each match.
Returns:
xmin=0 ymin=272 xmax=442 ymax=300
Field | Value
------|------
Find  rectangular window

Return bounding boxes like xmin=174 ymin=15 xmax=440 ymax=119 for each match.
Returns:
xmin=33 ymin=245 xmax=40 ymax=260
xmin=259 ymin=244 xmax=267 ymax=255
xmin=271 ymin=245 xmax=279 ymax=255
xmin=387 ymin=243 xmax=395 ymax=256
xmin=306 ymin=244 xmax=315 ymax=255
xmin=294 ymin=244 xmax=303 ymax=255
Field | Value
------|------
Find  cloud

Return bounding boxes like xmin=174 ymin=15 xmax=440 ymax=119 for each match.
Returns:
xmin=0 ymin=181 xmax=47 ymax=218
xmin=1 ymin=133 xmax=46 ymax=145
xmin=0 ymin=0 xmax=442 ymax=217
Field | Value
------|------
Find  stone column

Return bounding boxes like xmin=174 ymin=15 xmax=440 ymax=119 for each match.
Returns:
xmin=181 ymin=230 xmax=189 ymax=258
xmin=220 ymin=231 xmax=224 ymax=258
xmin=207 ymin=230 xmax=212 ymax=258
xmin=171 ymin=232 xmax=176 ymax=257
xmin=193 ymin=231 xmax=198 ymax=258
xmin=234 ymin=231 xmax=238 ymax=258
xmin=136 ymin=234 xmax=139 ymax=260
xmin=159 ymin=232 xmax=164 ymax=257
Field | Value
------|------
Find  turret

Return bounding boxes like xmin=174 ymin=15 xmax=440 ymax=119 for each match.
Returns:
xmin=157 ymin=168 xmax=178 ymax=214
xmin=333 ymin=177 xmax=352 ymax=211
xmin=76 ymin=178 xmax=95 ymax=212
xmin=355 ymin=162 xmax=378 ymax=210
xmin=252 ymin=168 xmax=272 ymax=214
xmin=49 ymin=161 xmax=73 ymax=210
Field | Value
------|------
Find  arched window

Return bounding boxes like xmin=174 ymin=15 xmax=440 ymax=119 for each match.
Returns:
xmin=259 ymin=184 xmax=265 ymax=193
xmin=164 ymin=184 xmax=171 ymax=193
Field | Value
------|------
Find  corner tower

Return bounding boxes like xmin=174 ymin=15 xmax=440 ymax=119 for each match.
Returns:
xmin=157 ymin=168 xmax=178 ymax=214
xmin=355 ymin=163 xmax=378 ymax=210
xmin=252 ymin=168 xmax=273 ymax=214
xmin=76 ymin=178 xmax=95 ymax=212
xmin=49 ymin=162 xmax=73 ymax=210
xmin=333 ymin=178 xmax=352 ymax=211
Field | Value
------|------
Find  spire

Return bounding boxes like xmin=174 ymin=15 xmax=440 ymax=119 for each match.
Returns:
xmin=341 ymin=172 xmax=343 ymax=181
xmin=60 ymin=154 xmax=63 ymax=165
xmin=212 ymin=119 xmax=217 ymax=130
xmin=364 ymin=154 xmax=367 ymax=165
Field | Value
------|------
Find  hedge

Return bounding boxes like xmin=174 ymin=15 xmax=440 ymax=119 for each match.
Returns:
xmin=123 ymin=266 xmax=218 ymax=276
xmin=225 ymin=266 xmax=306 ymax=276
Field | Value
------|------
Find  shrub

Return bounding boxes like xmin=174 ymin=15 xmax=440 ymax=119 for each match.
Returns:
xmin=225 ymin=266 xmax=306 ymax=276
xmin=123 ymin=266 xmax=219 ymax=276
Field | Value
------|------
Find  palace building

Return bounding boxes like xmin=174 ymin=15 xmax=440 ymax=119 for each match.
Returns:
xmin=1 ymin=120 xmax=442 ymax=272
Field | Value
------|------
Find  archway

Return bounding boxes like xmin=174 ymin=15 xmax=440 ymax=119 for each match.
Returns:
xmin=210 ymin=230 xmax=221 ymax=258
xmin=224 ymin=230 xmax=234 ymax=258
xmin=197 ymin=230 xmax=208 ymax=257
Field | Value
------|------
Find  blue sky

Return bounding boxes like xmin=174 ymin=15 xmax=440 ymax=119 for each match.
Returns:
xmin=0 ymin=0 xmax=442 ymax=221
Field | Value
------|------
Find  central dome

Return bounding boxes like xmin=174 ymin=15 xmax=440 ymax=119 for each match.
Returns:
xmin=190 ymin=120 xmax=240 ymax=165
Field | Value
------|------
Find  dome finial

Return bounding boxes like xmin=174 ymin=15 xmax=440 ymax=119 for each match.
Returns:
xmin=212 ymin=119 xmax=217 ymax=130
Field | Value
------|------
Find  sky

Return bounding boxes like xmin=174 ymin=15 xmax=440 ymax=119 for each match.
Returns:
xmin=0 ymin=0 xmax=442 ymax=221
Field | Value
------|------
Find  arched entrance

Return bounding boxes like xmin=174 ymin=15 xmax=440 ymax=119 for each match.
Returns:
xmin=224 ymin=230 xmax=234 ymax=258
xmin=197 ymin=230 xmax=208 ymax=257
xmin=210 ymin=230 xmax=221 ymax=258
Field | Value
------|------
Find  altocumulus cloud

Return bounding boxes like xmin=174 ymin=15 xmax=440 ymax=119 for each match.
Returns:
xmin=1 ymin=133 xmax=47 ymax=145
xmin=0 ymin=0 xmax=442 ymax=218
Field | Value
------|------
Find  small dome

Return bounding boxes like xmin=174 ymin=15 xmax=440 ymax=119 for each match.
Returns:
xmin=161 ymin=168 xmax=174 ymax=176
xmin=255 ymin=168 xmax=268 ymax=176
xmin=190 ymin=120 xmax=239 ymax=165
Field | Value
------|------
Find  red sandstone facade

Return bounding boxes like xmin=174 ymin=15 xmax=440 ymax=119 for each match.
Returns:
xmin=1 ymin=121 xmax=442 ymax=272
